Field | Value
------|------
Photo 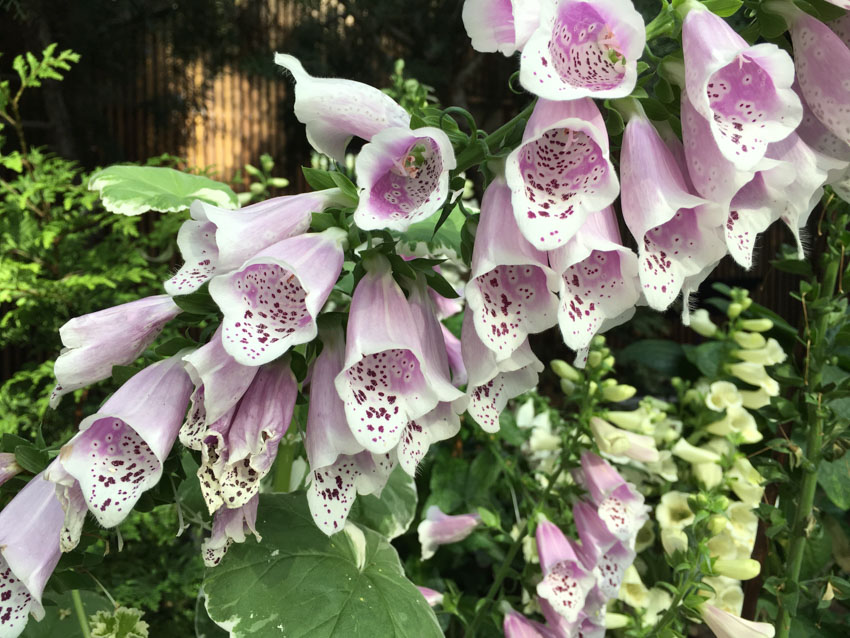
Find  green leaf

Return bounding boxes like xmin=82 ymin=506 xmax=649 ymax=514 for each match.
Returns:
xmin=301 ymin=167 xmax=338 ymax=191
xmin=154 ymin=336 xmax=196 ymax=357
xmin=424 ymin=270 xmax=460 ymax=299
xmin=329 ymin=171 xmax=359 ymax=204
xmin=349 ymin=466 xmax=418 ymax=539
xmin=618 ymin=339 xmax=686 ymax=377
xmin=173 ymin=285 xmax=219 ymax=316
xmin=683 ymin=341 xmax=731 ymax=378
xmin=89 ymin=166 xmax=238 ymax=215
xmin=818 ymin=455 xmax=850 ymax=510
xmin=704 ymin=0 xmax=743 ymax=17
xmin=22 ymin=591 xmax=112 ymax=638
xmin=14 ymin=444 xmax=48 ymax=474
xmin=397 ymin=205 xmax=464 ymax=255
xmin=203 ymin=492 xmax=441 ymax=638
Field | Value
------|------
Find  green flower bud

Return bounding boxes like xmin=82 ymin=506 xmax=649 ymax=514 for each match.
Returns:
xmin=587 ymin=350 xmax=603 ymax=368
xmin=732 ymin=331 xmax=766 ymax=350
xmin=602 ymin=384 xmax=637 ymax=403
xmin=727 ymin=302 xmax=743 ymax=319
xmin=689 ymin=308 xmax=718 ymax=337
xmin=560 ymin=378 xmax=576 ymax=395
xmin=739 ymin=318 xmax=773 ymax=332
xmin=588 ymin=380 xmax=598 ymax=396
xmin=551 ymin=359 xmax=582 ymax=382
xmin=714 ymin=558 xmax=760 ymax=580
xmin=708 ymin=514 xmax=728 ymax=536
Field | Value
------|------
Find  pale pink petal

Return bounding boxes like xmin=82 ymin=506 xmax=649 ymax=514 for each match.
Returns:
xmin=164 ymin=217 xmax=218 ymax=295
xmin=463 ymin=0 xmax=541 ymax=56
xmin=202 ymin=495 xmax=261 ymax=567
xmin=417 ymin=505 xmax=481 ymax=560
xmin=702 ymin=603 xmax=776 ymax=638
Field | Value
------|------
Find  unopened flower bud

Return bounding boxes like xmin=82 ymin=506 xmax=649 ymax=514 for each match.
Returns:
xmin=824 ymin=582 xmax=835 ymax=601
xmin=709 ymin=515 xmax=728 ymax=536
xmin=714 ymin=558 xmax=760 ymax=580
xmin=694 ymin=462 xmax=724 ymax=489
xmin=551 ymin=359 xmax=582 ymax=382
xmin=605 ymin=613 xmax=630 ymax=629
xmin=690 ymin=309 xmax=718 ymax=337
xmin=603 ymin=355 xmax=615 ymax=368
xmin=740 ymin=318 xmax=773 ymax=332
xmin=587 ymin=351 xmax=603 ymax=368
xmin=727 ymin=302 xmax=743 ymax=319
xmin=733 ymin=331 xmax=766 ymax=350
xmin=592 ymin=335 xmax=606 ymax=348
xmin=560 ymin=378 xmax=576 ymax=395
xmin=672 ymin=439 xmax=722 ymax=464
xmin=587 ymin=380 xmax=598 ymax=396
xmin=602 ymin=384 xmax=637 ymax=403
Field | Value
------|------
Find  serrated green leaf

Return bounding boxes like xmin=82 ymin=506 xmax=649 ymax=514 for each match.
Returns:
xmin=203 ymin=492 xmax=440 ymax=638
xmin=89 ymin=166 xmax=238 ymax=215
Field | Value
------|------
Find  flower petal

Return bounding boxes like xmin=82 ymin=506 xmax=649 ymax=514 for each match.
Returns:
xmin=462 ymin=0 xmax=541 ymax=56
xmin=202 ymin=494 xmax=261 ymax=567
xmin=164 ymin=218 xmax=219 ymax=295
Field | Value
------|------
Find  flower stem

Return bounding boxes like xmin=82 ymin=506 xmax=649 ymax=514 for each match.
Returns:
xmin=454 ymin=100 xmax=537 ymax=173
xmin=645 ymin=2 xmax=676 ymax=41
xmin=71 ymin=589 xmax=91 ymax=638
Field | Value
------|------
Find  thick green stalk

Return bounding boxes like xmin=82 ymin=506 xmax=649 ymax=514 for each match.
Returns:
xmin=454 ymin=100 xmax=537 ymax=173
xmin=776 ymin=257 xmax=840 ymax=638
xmin=71 ymin=589 xmax=91 ymax=638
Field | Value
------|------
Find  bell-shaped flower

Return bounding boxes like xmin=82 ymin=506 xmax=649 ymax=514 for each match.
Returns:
xmin=354 ymin=126 xmax=456 ymax=232
xmin=210 ymin=227 xmax=347 ymax=365
xmin=661 ymin=528 xmax=689 ymax=555
xmin=55 ymin=354 xmax=193 ymax=527
xmin=727 ymin=457 xmax=765 ymax=506
xmin=791 ymin=10 xmax=850 ymax=150
xmin=164 ymin=191 xmax=337 ymax=295
xmin=578 ymin=451 xmax=648 ymax=544
xmin=180 ymin=327 xmax=258 ymax=449
xmin=506 ymin=98 xmax=619 ymax=250
xmin=0 ymin=472 xmax=64 ymax=635
xmin=701 ymin=576 xmax=745 ymax=616
xmin=590 ymin=417 xmax=659 ymax=464
xmin=461 ymin=312 xmax=544 ymax=432
xmin=549 ymin=207 xmax=641 ymax=355
xmin=50 ymin=295 xmax=182 ymax=407
xmin=734 ymin=337 xmax=786 ymax=366
xmin=728 ymin=361 xmax=779 ymax=396
xmin=707 ymin=406 xmax=762 ymax=443
xmin=216 ymin=360 xmax=297 ymax=510
xmin=0 ymin=454 xmax=21 ymax=488
xmin=535 ymin=519 xmax=596 ymax=624
xmin=701 ymin=603 xmax=776 ymax=638
xmin=43 ymin=461 xmax=88 ymax=553
xmin=519 ymin=0 xmax=645 ymax=100
xmin=274 ymin=54 xmax=410 ymax=162
xmin=503 ymin=609 xmax=551 ymax=638
xmin=656 ymin=491 xmax=695 ymax=531
xmin=706 ymin=380 xmax=744 ymax=412
xmin=201 ymin=494 xmax=261 ymax=567
xmin=617 ymin=565 xmax=649 ymax=609
xmin=302 ymin=325 xmax=402 ymax=535
xmin=465 ymin=177 xmax=559 ymax=360
xmin=418 ymin=506 xmax=481 ymax=560
xmin=621 ymin=110 xmax=726 ymax=312
xmin=336 ymin=255 xmax=463 ymax=454
xmin=573 ymin=501 xmax=636 ymax=599
xmin=462 ymin=0 xmax=540 ymax=56
xmin=690 ymin=308 xmax=719 ymax=337
xmin=682 ymin=6 xmax=801 ymax=171
xmin=417 ymin=587 xmax=444 ymax=608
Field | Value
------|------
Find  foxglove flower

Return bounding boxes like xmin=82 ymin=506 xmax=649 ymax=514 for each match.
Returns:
xmin=683 ymin=6 xmax=801 ymax=171
xmin=180 ymin=327 xmax=258 ymax=449
xmin=503 ymin=609 xmax=551 ymax=638
xmin=519 ymin=0 xmax=645 ymax=100
xmin=417 ymin=587 xmax=444 ymax=608
xmin=577 ymin=451 xmax=648 ymax=544
xmin=589 ymin=416 xmax=660 ymax=464
xmin=43 ymin=461 xmax=88 ymax=552
xmin=549 ymin=207 xmax=641 ymax=356
xmin=56 ymin=354 xmax=192 ymax=527
xmin=418 ymin=506 xmax=481 ymax=560
xmin=0 ymin=473 xmax=64 ymax=636
xmin=50 ymin=295 xmax=182 ymax=407
xmin=791 ymin=10 xmax=850 ymax=148
xmin=353 ymin=126 xmax=456 ymax=232
xmin=209 ymin=227 xmax=347 ymax=365
xmin=795 ymin=86 xmax=850 ymax=204
xmin=462 ymin=312 xmax=544 ymax=432
xmin=305 ymin=325 xmax=386 ymax=535
xmin=0 ymin=454 xmax=21 ymax=487
xmin=201 ymin=494 xmax=261 ymax=567
xmin=164 ymin=191 xmax=337 ymax=295
xmin=535 ymin=519 xmax=596 ymax=624
xmin=573 ymin=502 xmax=636 ymax=599
xmin=621 ymin=111 xmax=726 ymax=311
xmin=462 ymin=0 xmax=540 ymax=56
xmin=465 ymin=177 xmax=559 ymax=360
xmin=335 ymin=255 xmax=463 ymax=454
xmin=216 ymin=360 xmax=297 ymax=510
xmin=506 ymin=98 xmax=619 ymax=250
xmin=702 ymin=604 xmax=775 ymax=638
xmin=274 ymin=54 xmax=410 ymax=162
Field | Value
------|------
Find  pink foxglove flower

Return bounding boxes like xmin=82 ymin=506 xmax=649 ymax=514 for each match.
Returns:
xmin=43 ymin=461 xmax=88 ymax=553
xmin=506 ymin=98 xmax=619 ymax=250
xmin=50 ymin=295 xmax=182 ymax=407
xmin=0 ymin=473 xmax=64 ymax=636
xmin=702 ymin=603 xmax=775 ymax=638
xmin=519 ymin=0 xmax=645 ymax=100
xmin=791 ymin=11 xmax=850 ymax=148
xmin=620 ymin=111 xmax=726 ymax=312
xmin=549 ymin=207 xmax=640 ymax=357
xmin=0 ymin=454 xmax=21 ymax=488
xmin=535 ymin=519 xmax=596 ymax=624
xmin=417 ymin=586 xmax=444 ymax=608
xmin=216 ymin=361 xmax=297 ymax=510
xmin=201 ymin=494 xmax=261 ymax=567
xmin=573 ymin=501 xmax=636 ymax=599
xmin=503 ymin=609 xmax=551 ymax=638
xmin=682 ymin=6 xmax=801 ymax=171
xmin=462 ymin=312 xmax=543 ymax=432
xmin=273 ymin=54 xmax=410 ymax=162
xmin=209 ymin=228 xmax=347 ymax=365
xmin=164 ymin=191 xmax=337 ymax=295
xmin=462 ymin=0 xmax=540 ymax=56
xmin=577 ymin=451 xmax=648 ymax=545
xmin=335 ymin=255 xmax=463 ymax=454
xmin=180 ymin=327 xmax=258 ymax=449
xmin=795 ymin=85 xmax=850 ymax=204
xmin=417 ymin=505 xmax=481 ymax=560
xmin=56 ymin=354 xmax=193 ymax=527
xmin=465 ymin=177 xmax=559 ymax=360
xmin=353 ymin=126 xmax=456 ymax=232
